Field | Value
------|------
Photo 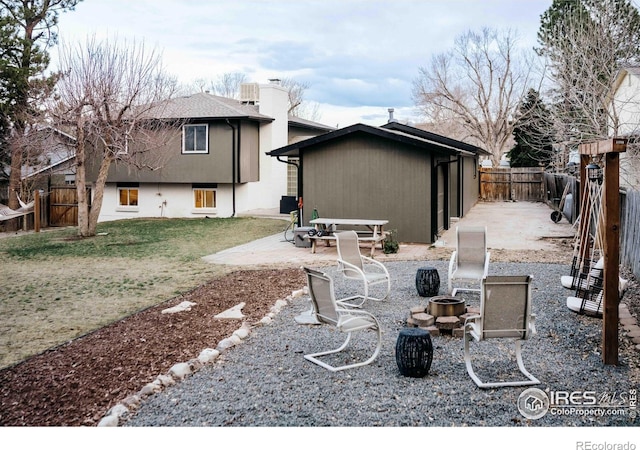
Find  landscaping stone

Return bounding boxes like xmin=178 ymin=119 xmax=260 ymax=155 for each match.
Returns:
xmin=424 ymin=325 xmax=440 ymax=336
xmin=169 ymin=362 xmax=191 ymax=380
xmin=413 ymin=312 xmax=435 ymax=327
xmin=436 ymin=316 xmax=460 ymax=330
xmin=161 ymin=301 xmax=197 ymax=315
xmin=198 ymin=348 xmax=220 ymax=364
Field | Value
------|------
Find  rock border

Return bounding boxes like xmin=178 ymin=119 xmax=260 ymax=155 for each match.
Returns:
xmin=97 ymin=287 xmax=307 ymax=427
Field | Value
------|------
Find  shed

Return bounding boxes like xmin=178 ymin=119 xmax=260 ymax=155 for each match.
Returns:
xmin=267 ymin=122 xmax=488 ymax=243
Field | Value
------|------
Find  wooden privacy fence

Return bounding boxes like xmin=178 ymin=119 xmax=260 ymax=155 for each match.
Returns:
xmin=621 ymin=189 xmax=640 ymax=279
xmin=480 ymin=167 xmax=545 ymax=202
xmin=48 ymin=186 xmax=82 ymax=227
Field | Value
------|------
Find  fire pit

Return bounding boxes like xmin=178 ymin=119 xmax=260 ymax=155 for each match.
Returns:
xmin=428 ymin=295 xmax=465 ymax=317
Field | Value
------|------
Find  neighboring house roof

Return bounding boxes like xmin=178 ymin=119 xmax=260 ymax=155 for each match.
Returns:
xmin=608 ymin=66 xmax=640 ymax=104
xmin=267 ymin=122 xmax=488 ymax=158
xmin=288 ymin=114 xmax=335 ymax=132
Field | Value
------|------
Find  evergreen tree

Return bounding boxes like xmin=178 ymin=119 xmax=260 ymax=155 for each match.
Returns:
xmin=507 ymin=89 xmax=554 ymax=168
xmin=0 ymin=0 xmax=81 ymax=210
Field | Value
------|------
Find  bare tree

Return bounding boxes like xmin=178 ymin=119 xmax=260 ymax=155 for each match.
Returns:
xmin=279 ymin=77 xmax=321 ymax=121
xmin=52 ymin=36 xmax=181 ymax=237
xmin=537 ymin=0 xmax=640 ymax=174
xmin=193 ymin=71 xmax=247 ymax=99
xmin=412 ymin=27 xmax=534 ymax=165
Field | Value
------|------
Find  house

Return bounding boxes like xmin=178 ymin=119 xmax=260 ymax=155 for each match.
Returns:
xmin=608 ymin=66 xmax=640 ymax=189
xmin=0 ymin=126 xmax=76 ymax=205
xmin=266 ymin=120 xmax=489 ymax=244
xmin=88 ymin=80 xmax=333 ymax=222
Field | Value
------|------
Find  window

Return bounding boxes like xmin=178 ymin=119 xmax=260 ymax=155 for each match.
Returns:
xmin=118 ymin=188 xmax=138 ymax=206
xmin=194 ymin=188 xmax=216 ymax=210
xmin=286 ymin=157 xmax=298 ymax=197
xmin=183 ymin=124 xmax=208 ymax=153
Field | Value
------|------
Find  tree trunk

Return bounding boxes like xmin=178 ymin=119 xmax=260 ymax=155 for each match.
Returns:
xmin=75 ymin=121 xmax=90 ymax=237
xmin=87 ymin=155 xmax=113 ymax=237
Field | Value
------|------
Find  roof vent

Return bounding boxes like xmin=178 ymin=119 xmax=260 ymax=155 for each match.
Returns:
xmin=240 ymin=83 xmax=260 ymax=104
xmin=388 ymin=108 xmax=398 ymax=123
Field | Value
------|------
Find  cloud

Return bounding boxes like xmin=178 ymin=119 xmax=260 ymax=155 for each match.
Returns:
xmin=54 ymin=0 xmax=551 ymax=127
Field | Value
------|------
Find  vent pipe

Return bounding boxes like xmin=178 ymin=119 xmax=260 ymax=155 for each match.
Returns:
xmin=388 ymin=108 xmax=397 ymax=123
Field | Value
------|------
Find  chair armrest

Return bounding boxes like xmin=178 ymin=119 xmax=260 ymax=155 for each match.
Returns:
xmin=463 ymin=314 xmax=481 ymax=327
xmin=337 ymin=258 xmax=366 ymax=274
xmin=361 ymin=255 xmax=390 ymax=276
xmin=335 ymin=308 xmax=380 ymax=329
xmin=527 ymin=313 xmax=537 ymax=338
xmin=448 ymin=251 xmax=458 ymax=275
xmin=483 ymin=252 xmax=491 ymax=277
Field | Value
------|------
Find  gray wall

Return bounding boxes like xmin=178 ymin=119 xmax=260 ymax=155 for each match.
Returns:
xmin=301 ymin=134 xmax=433 ymax=243
xmin=101 ymin=120 xmax=260 ymax=184
xmin=461 ymin=156 xmax=479 ymax=217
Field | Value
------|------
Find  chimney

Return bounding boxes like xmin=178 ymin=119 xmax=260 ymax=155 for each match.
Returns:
xmin=388 ymin=108 xmax=397 ymax=123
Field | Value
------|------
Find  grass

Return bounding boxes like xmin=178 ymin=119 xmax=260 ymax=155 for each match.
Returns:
xmin=0 ymin=216 xmax=286 ymax=369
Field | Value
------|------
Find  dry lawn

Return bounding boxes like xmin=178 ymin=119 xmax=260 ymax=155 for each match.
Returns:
xmin=0 ymin=217 xmax=286 ymax=368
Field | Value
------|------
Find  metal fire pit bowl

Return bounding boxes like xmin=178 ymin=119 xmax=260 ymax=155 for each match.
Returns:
xmin=428 ymin=296 xmax=465 ymax=317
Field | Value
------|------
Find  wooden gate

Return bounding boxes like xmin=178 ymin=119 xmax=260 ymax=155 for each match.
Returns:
xmin=49 ymin=186 xmax=89 ymax=227
xmin=480 ymin=167 xmax=544 ymax=202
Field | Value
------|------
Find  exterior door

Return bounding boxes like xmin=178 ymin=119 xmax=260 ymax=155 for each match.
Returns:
xmin=437 ymin=164 xmax=445 ymax=233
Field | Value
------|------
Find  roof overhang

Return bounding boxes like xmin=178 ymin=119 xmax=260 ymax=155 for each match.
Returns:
xmin=267 ymin=123 xmax=483 ymax=158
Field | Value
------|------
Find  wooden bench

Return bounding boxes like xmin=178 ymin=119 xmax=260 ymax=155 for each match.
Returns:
xmin=308 ymin=218 xmax=390 ymax=258
xmin=308 ymin=230 xmax=390 ymax=257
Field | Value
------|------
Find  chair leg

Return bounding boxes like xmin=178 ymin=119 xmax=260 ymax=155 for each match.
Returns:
xmin=514 ymin=340 xmax=540 ymax=385
xmin=338 ymin=278 xmax=389 ymax=307
xmin=304 ymin=327 xmax=382 ymax=372
xmin=464 ymin=333 xmax=540 ymax=389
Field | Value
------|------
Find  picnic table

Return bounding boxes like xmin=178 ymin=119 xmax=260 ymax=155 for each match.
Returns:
xmin=308 ymin=218 xmax=390 ymax=257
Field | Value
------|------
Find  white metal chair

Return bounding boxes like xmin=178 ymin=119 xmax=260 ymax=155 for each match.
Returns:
xmin=302 ymin=267 xmax=382 ymax=372
xmin=448 ymin=226 xmax=490 ymax=296
xmin=463 ymin=275 xmax=540 ymax=389
xmin=335 ymin=230 xmax=391 ymax=307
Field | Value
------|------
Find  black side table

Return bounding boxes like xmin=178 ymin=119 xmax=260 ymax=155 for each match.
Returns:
xmin=395 ymin=328 xmax=433 ymax=377
xmin=416 ymin=267 xmax=440 ymax=297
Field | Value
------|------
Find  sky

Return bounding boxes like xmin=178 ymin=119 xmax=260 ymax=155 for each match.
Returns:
xmin=52 ymin=0 xmax=552 ymax=128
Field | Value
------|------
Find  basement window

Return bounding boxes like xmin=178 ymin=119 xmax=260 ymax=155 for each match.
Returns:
xmin=117 ymin=183 xmax=139 ymax=211
xmin=193 ymin=183 xmax=217 ymax=214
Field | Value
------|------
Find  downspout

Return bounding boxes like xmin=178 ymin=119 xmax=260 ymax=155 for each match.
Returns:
xmin=225 ymin=119 xmax=237 ymax=217
xmin=276 ymin=155 xmax=302 ymax=226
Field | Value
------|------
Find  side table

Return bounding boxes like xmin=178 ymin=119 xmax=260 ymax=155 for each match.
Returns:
xmin=395 ymin=328 xmax=433 ymax=378
xmin=416 ymin=266 xmax=440 ymax=297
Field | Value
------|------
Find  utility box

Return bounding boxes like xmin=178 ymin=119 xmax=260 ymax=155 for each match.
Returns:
xmin=280 ymin=196 xmax=297 ymax=214
xmin=294 ymin=227 xmax=314 ymax=248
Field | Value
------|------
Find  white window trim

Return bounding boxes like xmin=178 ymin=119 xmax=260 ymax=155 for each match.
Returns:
xmin=116 ymin=187 xmax=140 ymax=212
xmin=182 ymin=124 xmax=209 ymax=154
xmin=192 ymin=187 xmax=217 ymax=214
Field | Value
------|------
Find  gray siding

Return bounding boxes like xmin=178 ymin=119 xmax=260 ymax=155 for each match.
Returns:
xmin=101 ymin=120 xmax=260 ymax=184
xmin=461 ymin=156 xmax=479 ymax=216
xmin=238 ymin=122 xmax=259 ymax=183
xmin=302 ymin=135 xmax=433 ymax=243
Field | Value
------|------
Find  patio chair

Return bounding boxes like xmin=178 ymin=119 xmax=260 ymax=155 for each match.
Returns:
xmin=463 ymin=275 xmax=540 ymax=389
xmin=448 ymin=226 xmax=490 ymax=296
xmin=302 ymin=267 xmax=382 ymax=372
xmin=335 ymin=230 xmax=391 ymax=307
